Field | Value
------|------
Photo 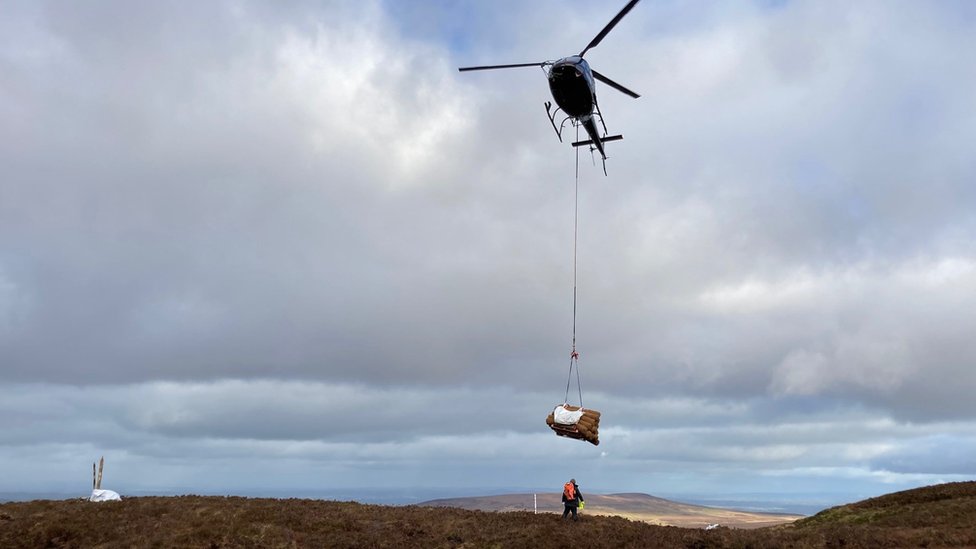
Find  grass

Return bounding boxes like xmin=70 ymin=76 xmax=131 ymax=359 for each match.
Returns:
xmin=797 ymin=480 xmax=976 ymax=530
xmin=2 ymin=482 xmax=976 ymax=548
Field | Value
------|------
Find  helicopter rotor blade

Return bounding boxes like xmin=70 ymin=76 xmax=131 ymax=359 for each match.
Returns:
xmin=592 ymin=70 xmax=640 ymax=99
xmin=579 ymin=0 xmax=642 ymax=57
xmin=458 ymin=62 xmax=545 ymax=72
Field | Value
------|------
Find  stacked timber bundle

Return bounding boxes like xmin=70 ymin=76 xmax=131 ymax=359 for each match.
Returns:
xmin=546 ymin=404 xmax=601 ymax=446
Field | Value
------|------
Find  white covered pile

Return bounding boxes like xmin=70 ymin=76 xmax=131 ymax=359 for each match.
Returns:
xmin=545 ymin=404 xmax=601 ymax=445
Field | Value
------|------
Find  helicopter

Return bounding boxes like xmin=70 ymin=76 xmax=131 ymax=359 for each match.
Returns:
xmin=459 ymin=0 xmax=641 ymax=174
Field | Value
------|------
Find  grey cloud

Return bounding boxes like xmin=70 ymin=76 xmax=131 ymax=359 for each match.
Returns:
xmin=870 ymin=434 xmax=976 ymax=475
xmin=3 ymin=0 xmax=976 ymax=501
xmin=0 ymin=382 xmax=552 ymax=444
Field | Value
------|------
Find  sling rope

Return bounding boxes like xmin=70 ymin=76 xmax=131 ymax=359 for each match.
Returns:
xmin=564 ymin=123 xmax=583 ymax=408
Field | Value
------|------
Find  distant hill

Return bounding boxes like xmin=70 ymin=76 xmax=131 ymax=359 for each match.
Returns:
xmin=420 ymin=491 xmax=801 ymax=528
xmin=1 ymin=482 xmax=975 ymax=548
xmin=797 ymin=480 xmax=976 ymax=530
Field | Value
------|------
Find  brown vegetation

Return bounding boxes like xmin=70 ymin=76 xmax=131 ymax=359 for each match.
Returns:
xmin=1 ymin=482 xmax=975 ymax=548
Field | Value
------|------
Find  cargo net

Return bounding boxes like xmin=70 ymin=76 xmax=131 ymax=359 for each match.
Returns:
xmin=546 ymin=404 xmax=601 ymax=446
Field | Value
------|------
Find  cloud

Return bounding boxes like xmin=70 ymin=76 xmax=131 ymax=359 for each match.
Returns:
xmin=870 ymin=433 xmax=976 ymax=475
xmin=2 ymin=0 xmax=976 ymax=502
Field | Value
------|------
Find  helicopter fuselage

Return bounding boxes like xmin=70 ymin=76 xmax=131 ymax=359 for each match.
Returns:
xmin=547 ymin=56 xmax=609 ymax=159
xmin=547 ymin=56 xmax=595 ymax=119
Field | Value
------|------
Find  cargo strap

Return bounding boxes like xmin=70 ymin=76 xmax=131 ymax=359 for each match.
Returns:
xmin=564 ymin=132 xmax=584 ymax=409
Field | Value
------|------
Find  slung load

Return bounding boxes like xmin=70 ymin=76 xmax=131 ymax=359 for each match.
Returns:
xmin=546 ymin=404 xmax=601 ymax=446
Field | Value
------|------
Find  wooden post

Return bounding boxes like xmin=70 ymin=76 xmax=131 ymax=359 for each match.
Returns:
xmin=96 ymin=456 xmax=104 ymax=490
xmin=92 ymin=462 xmax=96 ymax=490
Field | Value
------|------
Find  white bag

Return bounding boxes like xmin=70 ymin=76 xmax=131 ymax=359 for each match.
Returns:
xmin=89 ymin=489 xmax=121 ymax=502
xmin=553 ymin=405 xmax=584 ymax=425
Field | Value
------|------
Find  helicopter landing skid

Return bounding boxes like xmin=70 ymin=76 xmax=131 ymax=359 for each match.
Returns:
xmin=570 ymin=134 xmax=624 ymax=148
xmin=572 ymin=134 xmax=623 ymax=176
xmin=545 ymin=101 xmax=572 ymax=143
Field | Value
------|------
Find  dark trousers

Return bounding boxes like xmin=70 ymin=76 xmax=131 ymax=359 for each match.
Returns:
xmin=562 ymin=501 xmax=578 ymax=520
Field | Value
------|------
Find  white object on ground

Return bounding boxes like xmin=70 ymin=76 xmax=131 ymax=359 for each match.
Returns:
xmin=89 ymin=489 xmax=121 ymax=502
xmin=553 ymin=405 xmax=585 ymax=425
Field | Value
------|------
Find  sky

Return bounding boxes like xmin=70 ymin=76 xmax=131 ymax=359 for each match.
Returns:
xmin=2 ymin=0 xmax=976 ymax=512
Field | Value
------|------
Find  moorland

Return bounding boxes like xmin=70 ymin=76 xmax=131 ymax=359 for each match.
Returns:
xmin=2 ymin=481 xmax=975 ymax=548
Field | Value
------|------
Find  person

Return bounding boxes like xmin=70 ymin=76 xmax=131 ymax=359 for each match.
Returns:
xmin=561 ymin=478 xmax=584 ymax=521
